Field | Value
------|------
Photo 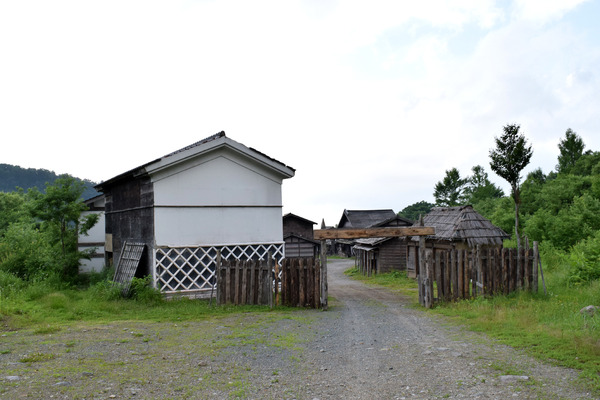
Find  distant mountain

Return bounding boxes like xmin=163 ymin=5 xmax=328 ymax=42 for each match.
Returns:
xmin=0 ymin=163 xmax=100 ymax=200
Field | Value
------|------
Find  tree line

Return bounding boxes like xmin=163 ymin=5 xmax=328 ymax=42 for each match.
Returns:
xmin=0 ymin=163 xmax=99 ymax=200
xmin=399 ymin=126 xmax=600 ymax=284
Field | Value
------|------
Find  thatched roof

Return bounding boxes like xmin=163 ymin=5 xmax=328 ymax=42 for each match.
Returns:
xmin=417 ymin=205 xmax=509 ymax=247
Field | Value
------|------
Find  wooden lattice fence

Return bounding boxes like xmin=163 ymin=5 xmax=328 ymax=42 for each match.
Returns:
xmin=418 ymin=243 xmax=541 ymax=308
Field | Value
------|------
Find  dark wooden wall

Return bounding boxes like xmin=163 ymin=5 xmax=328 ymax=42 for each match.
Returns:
xmin=104 ymin=175 xmax=154 ymax=275
xmin=285 ymin=236 xmax=318 ymax=258
xmin=283 ymin=217 xmax=314 ymax=239
xmin=377 ymin=238 xmax=408 ymax=273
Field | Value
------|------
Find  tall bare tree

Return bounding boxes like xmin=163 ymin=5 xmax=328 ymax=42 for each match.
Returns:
xmin=489 ymin=124 xmax=533 ymax=249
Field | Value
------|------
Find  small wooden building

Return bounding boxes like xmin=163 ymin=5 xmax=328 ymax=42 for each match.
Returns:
xmin=77 ymin=194 xmax=106 ymax=273
xmin=283 ymin=213 xmax=319 ymax=258
xmin=406 ymin=205 xmax=509 ymax=277
xmin=95 ymin=131 xmax=295 ymax=297
xmin=354 ymin=215 xmax=413 ymax=274
xmin=334 ymin=209 xmax=397 ymax=256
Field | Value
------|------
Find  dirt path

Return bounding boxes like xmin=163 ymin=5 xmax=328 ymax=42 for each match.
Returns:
xmin=285 ymin=259 xmax=594 ymax=399
xmin=0 ymin=259 xmax=595 ymax=399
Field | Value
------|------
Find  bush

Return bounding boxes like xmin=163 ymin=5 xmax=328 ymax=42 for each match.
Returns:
xmin=0 ymin=270 xmax=25 ymax=298
xmin=87 ymin=280 xmax=122 ymax=301
xmin=568 ymin=230 xmax=600 ymax=285
xmin=129 ymin=276 xmax=163 ymax=303
xmin=0 ymin=223 xmax=53 ymax=280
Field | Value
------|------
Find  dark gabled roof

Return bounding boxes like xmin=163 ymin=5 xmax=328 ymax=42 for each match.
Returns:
xmin=372 ymin=215 xmax=413 ymax=227
xmin=417 ymin=205 xmax=509 ymax=247
xmin=283 ymin=213 xmax=316 ymax=225
xmin=96 ymin=131 xmax=295 ymax=191
xmin=283 ymin=233 xmax=320 ymax=245
xmin=338 ymin=209 xmax=396 ymax=229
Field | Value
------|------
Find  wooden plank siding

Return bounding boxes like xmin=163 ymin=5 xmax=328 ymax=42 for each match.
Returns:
xmin=377 ymin=238 xmax=408 ymax=273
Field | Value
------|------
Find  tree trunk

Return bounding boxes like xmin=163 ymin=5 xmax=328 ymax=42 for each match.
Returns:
xmin=513 ymin=186 xmax=521 ymax=250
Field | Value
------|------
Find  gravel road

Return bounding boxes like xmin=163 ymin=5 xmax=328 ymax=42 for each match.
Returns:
xmin=0 ymin=258 xmax=595 ymax=399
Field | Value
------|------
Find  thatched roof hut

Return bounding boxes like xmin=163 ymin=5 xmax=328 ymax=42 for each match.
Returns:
xmin=417 ymin=205 xmax=509 ymax=247
xmin=406 ymin=205 xmax=509 ymax=277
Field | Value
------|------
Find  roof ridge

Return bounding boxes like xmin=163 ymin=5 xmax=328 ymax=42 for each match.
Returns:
xmin=164 ymin=131 xmax=226 ymax=158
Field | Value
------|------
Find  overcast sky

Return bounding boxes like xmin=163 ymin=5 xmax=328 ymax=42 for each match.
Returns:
xmin=1 ymin=1 xmax=599 ymax=226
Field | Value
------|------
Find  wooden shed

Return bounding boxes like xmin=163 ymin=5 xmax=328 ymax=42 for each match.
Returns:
xmin=334 ymin=209 xmax=397 ymax=256
xmin=406 ymin=205 xmax=509 ymax=277
xmin=283 ymin=213 xmax=319 ymax=258
xmin=353 ymin=215 xmax=413 ymax=274
xmin=95 ymin=131 xmax=295 ymax=297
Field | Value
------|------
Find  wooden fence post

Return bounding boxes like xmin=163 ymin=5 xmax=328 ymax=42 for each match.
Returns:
xmin=533 ymin=242 xmax=539 ymax=293
xmin=423 ymin=250 xmax=433 ymax=308
xmin=320 ymin=239 xmax=328 ymax=310
xmin=435 ymin=249 xmax=443 ymax=302
xmin=418 ymin=219 xmax=426 ymax=306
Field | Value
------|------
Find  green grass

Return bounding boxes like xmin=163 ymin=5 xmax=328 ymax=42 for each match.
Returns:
xmin=0 ymin=278 xmax=302 ymax=331
xmin=346 ymin=259 xmax=600 ymax=395
xmin=344 ymin=267 xmax=419 ymax=298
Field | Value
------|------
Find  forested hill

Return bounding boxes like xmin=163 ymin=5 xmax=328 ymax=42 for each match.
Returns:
xmin=0 ymin=163 xmax=99 ymax=200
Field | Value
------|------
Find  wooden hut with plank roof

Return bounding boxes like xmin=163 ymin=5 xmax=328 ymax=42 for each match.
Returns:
xmin=406 ymin=205 xmax=509 ymax=277
xmin=353 ymin=215 xmax=413 ymax=274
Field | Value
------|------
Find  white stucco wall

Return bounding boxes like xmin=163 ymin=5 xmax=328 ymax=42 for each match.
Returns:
xmin=153 ymin=154 xmax=282 ymax=206
xmin=154 ymin=207 xmax=283 ymax=246
xmin=152 ymin=149 xmax=286 ymax=247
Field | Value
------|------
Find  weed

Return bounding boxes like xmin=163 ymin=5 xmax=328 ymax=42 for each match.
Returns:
xmin=19 ymin=352 xmax=56 ymax=363
xmin=34 ymin=325 xmax=61 ymax=334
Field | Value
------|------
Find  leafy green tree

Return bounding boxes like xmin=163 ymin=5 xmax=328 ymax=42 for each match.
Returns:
xmin=27 ymin=175 xmax=98 ymax=280
xmin=487 ymin=196 xmax=516 ymax=239
xmin=571 ymin=150 xmax=600 ymax=176
xmin=556 ymin=129 xmax=585 ymax=174
xmin=520 ymin=168 xmax=546 ymax=216
xmin=463 ymin=165 xmax=504 ymax=205
xmin=398 ymin=201 xmax=434 ymax=221
xmin=489 ymin=124 xmax=533 ymax=249
xmin=0 ymin=191 xmax=27 ymax=234
xmin=433 ymin=168 xmax=467 ymax=206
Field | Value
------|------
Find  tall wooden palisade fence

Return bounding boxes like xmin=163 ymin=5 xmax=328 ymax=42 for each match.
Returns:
xmin=215 ymin=255 xmax=322 ymax=309
xmin=418 ymin=242 xmax=540 ymax=308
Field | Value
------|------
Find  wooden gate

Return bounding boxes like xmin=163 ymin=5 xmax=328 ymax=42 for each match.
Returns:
xmin=215 ymin=256 xmax=323 ymax=308
xmin=279 ymin=257 xmax=321 ymax=308
xmin=216 ymin=258 xmax=274 ymax=306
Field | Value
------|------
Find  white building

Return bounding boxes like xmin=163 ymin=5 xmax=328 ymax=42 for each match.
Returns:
xmin=78 ymin=194 xmax=106 ymax=273
xmin=95 ymin=132 xmax=295 ymax=296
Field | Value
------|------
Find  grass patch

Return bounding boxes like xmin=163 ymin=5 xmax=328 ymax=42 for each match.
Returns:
xmin=344 ymin=267 xmax=419 ymax=298
xmin=19 ymin=352 xmax=56 ymax=363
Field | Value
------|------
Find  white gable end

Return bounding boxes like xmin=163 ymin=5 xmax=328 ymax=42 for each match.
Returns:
xmin=152 ymin=151 xmax=282 ymax=207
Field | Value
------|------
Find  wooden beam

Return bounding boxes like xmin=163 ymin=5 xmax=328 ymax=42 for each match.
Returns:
xmin=313 ymin=226 xmax=435 ymax=240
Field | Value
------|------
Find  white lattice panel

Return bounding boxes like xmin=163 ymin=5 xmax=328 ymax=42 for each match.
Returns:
xmin=154 ymin=243 xmax=284 ymax=294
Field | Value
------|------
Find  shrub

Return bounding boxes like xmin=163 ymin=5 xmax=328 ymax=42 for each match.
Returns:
xmin=0 ymin=270 xmax=25 ymax=298
xmin=568 ymin=230 xmax=600 ymax=285
xmin=129 ymin=276 xmax=163 ymax=303
xmin=0 ymin=223 xmax=53 ymax=280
